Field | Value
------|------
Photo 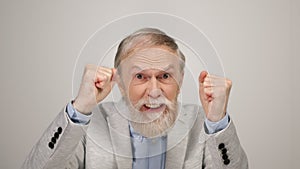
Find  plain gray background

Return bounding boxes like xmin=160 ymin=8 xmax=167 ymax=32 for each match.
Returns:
xmin=0 ymin=0 xmax=299 ymax=168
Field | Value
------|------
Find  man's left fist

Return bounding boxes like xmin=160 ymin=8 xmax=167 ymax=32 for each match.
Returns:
xmin=199 ymin=71 xmax=232 ymax=122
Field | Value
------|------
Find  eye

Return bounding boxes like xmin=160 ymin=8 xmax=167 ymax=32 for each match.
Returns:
xmin=135 ymin=73 xmax=143 ymax=79
xmin=162 ymin=73 xmax=170 ymax=79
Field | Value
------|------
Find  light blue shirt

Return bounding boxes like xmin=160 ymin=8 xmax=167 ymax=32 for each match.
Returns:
xmin=66 ymin=102 xmax=229 ymax=169
xmin=129 ymin=125 xmax=167 ymax=169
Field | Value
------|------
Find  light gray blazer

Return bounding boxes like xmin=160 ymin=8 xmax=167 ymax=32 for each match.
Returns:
xmin=22 ymin=100 xmax=248 ymax=169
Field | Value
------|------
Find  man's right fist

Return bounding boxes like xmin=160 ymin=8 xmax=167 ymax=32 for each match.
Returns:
xmin=73 ymin=64 xmax=116 ymax=114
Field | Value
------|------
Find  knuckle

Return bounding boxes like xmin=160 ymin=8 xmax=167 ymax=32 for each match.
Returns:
xmin=85 ymin=64 xmax=94 ymax=69
xmin=226 ymin=79 xmax=232 ymax=87
xmin=84 ymin=64 xmax=96 ymax=74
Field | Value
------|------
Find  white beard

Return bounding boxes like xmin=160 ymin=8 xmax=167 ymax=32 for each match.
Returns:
xmin=127 ymin=97 xmax=178 ymax=138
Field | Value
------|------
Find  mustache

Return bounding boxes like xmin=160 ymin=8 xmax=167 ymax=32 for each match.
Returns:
xmin=128 ymin=96 xmax=177 ymax=124
xmin=134 ymin=96 xmax=175 ymax=111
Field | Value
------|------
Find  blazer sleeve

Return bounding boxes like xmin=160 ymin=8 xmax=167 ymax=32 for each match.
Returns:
xmin=21 ymin=107 xmax=89 ymax=169
xmin=202 ymin=120 xmax=248 ymax=169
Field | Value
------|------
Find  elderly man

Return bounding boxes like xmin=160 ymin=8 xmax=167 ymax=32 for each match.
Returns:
xmin=22 ymin=28 xmax=248 ymax=169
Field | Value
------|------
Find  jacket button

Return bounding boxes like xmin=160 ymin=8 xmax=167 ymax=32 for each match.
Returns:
xmin=218 ymin=143 xmax=225 ymax=150
xmin=224 ymin=159 xmax=230 ymax=165
xmin=57 ymin=127 xmax=62 ymax=134
xmin=54 ymin=132 xmax=60 ymax=139
xmin=222 ymin=154 xmax=228 ymax=160
xmin=51 ymin=137 xmax=56 ymax=144
xmin=221 ymin=148 xmax=227 ymax=154
xmin=48 ymin=142 xmax=54 ymax=149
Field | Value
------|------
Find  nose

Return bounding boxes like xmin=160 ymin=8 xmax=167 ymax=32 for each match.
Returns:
xmin=148 ymin=76 xmax=162 ymax=99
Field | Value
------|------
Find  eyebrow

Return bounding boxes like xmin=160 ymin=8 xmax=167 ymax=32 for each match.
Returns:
xmin=130 ymin=64 xmax=175 ymax=72
xmin=163 ymin=64 xmax=175 ymax=71
xmin=130 ymin=65 xmax=142 ymax=71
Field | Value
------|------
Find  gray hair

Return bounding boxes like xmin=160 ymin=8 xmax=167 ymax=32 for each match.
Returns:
xmin=114 ymin=28 xmax=185 ymax=70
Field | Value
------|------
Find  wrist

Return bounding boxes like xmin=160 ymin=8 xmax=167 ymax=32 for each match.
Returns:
xmin=206 ymin=112 xmax=226 ymax=122
xmin=72 ymin=100 xmax=92 ymax=115
xmin=205 ymin=113 xmax=229 ymax=134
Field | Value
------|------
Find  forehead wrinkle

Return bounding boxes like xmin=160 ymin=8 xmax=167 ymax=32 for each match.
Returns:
xmin=136 ymin=58 xmax=162 ymax=65
xmin=120 ymin=48 xmax=182 ymax=74
xmin=130 ymin=47 xmax=178 ymax=61
xmin=127 ymin=54 xmax=179 ymax=70
xmin=132 ymin=55 xmax=178 ymax=69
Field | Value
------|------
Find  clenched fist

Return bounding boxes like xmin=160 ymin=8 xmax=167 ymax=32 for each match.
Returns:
xmin=73 ymin=64 xmax=116 ymax=114
xmin=199 ymin=71 xmax=232 ymax=122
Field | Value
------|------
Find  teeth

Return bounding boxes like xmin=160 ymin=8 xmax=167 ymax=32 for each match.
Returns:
xmin=145 ymin=104 xmax=161 ymax=108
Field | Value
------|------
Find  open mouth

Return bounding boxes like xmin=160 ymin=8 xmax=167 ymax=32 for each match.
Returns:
xmin=140 ymin=103 xmax=166 ymax=113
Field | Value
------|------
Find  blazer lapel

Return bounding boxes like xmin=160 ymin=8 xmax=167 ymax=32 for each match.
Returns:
xmin=165 ymin=111 xmax=189 ymax=169
xmin=107 ymin=101 xmax=132 ymax=169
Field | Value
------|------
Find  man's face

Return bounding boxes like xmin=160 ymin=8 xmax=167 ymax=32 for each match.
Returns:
xmin=117 ymin=46 xmax=184 ymax=137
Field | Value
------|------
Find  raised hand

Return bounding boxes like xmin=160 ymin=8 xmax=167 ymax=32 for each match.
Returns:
xmin=199 ymin=71 xmax=232 ymax=122
xmin=73 ymin=64 xmax=117 ymax=114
